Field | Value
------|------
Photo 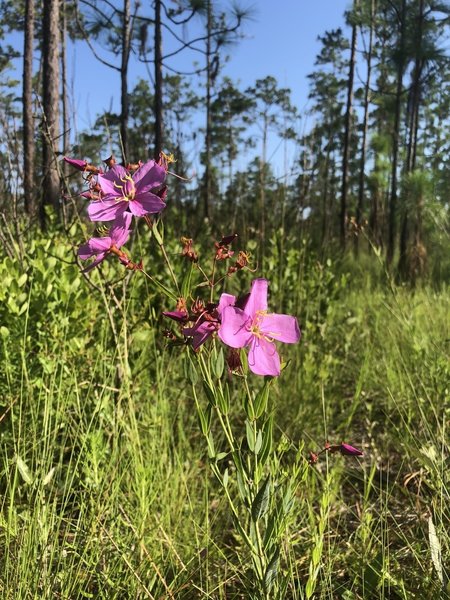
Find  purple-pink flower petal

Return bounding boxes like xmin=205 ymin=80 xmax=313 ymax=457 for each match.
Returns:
xmin=133 ymin=160 xmax=166 ymax=194
xmin=218 ymin=278 xmax=300 ymax=377
xmin=98 ymin=165 xmax=129 ymax=196
xmin=88 ymin=199 xmax=127 ymax=222
xmin=248 ymin=337 xmax=280 ymax=376
xmin=183 ymin=321 xmax=217 ymax=350
xmin=130 ymin=193 xmax=165 ymax=216
xmin=260 ymin=314 xmax=301 ymax=344
xmin=82 ymin=253 xmax=108 ymax=272
xmin=110 ymin=212 xmax=132 ymax=247
xmin=244 ymin=278 xmax=268 ymax=317
xmin=218 ymin=306 xmax=252 ymax=348
xmin=89 ymin=237 xmax=113 ymax=254
xmin=217 ymin=293 xmax=236 ymax=317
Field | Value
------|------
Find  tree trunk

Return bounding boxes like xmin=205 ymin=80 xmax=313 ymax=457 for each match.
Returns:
xmin=321 ymin=144 xmax=331 ymax=249
xmin=340 ymin=0 xmax=358 ymax=251
xmin=203 ymin=0 xmax=213 ymax=220
xmin=41 ymin=0 xmax=61 ymax=227
xmin=355 ymin=0 xmax=375 ymax=256
xmin=154 ymin=0 xmax=163 ymax=158
xmin=23 ymin=0 xmax=35 ymax=216
xmin=398 ymin=0 xmax=424 ymax=279
xmin=120 ymin=0 xmax=131 ymax=163
xmin=387 ymin=0 xmax=407 ymax=266
xmin=61 ymin=5 xmax=70 ymax=162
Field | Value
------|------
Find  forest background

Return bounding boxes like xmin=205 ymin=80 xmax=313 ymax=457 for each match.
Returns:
xmin=0 ymin=0 xmax=449 ymax=598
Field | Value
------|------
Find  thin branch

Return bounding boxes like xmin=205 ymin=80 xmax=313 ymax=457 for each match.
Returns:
xmin=75 ymin=3 xmax=121 ymax=71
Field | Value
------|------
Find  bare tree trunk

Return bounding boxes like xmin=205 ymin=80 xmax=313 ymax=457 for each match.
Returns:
xmin=399 ymin=0 xmax=424 ymax=279
xmin=203 ymin=0 xmax=213 ymax=220
xmin=355 ymin=0 xmax=375 ymax=256
xmin=154 ymin=0 xmax=163 ymax=158
xmin=23 ymin=0 xmax=35 ymax=216
xmin=120 ymin=0 xmax=131 ymax=163
xmin=387 ymin=0 xmax=406 ymax=266
xmin=340 ymin=0 xmax=358 ymax=251
xmin=321 ymin=144 xmax=331 ymax=249
xmin=61 ymin=5 xmax=70 ymax=162
xmin=41 ymin=0 xmax=61 ymax=228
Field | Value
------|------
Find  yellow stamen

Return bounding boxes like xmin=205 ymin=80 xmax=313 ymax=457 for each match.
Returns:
xmin=248 ymin=310 xmax=280 ymax=342
xmin=113 ymin=174 xmax=136 ymax=201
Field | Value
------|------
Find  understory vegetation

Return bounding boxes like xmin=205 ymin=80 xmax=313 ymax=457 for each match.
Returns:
xmin=1 ymin=223 xmax=448 ymax=599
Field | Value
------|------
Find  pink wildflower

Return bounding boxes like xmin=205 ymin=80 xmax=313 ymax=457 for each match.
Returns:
xmin=183 ymin=293 xmax=236 ymax=350
xmin=218 ymin=279 xmax=300 ymax=376
xmin=78 ymin=212 xmax=132 ymax=272
xmin=88 ymin=160 xmax=166 ymax=222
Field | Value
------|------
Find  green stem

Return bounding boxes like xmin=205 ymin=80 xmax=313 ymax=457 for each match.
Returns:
xmin=159 ymin=242 xmax=180 ymax=294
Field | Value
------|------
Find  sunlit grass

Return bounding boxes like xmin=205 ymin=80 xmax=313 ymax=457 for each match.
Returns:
xmin=0 ymin=233 xmax=448 ymax=598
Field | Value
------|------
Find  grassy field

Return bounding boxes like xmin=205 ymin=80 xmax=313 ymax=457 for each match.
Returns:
xmin=0 ymin=228 xmax=449 ymax=599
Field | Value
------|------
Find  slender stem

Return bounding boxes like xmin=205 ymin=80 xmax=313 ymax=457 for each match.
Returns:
xmin=196 ymin=263 xmax=212 ymax=286
xmin=159 ymin=242 xmax=180 ymax=293
xmin=144 ymin=216 xmax=180 ymax=293
xmin=210 ymin=256 xmax=217 ymax=303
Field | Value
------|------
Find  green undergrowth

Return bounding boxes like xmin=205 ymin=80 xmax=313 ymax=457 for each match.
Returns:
xmin=0 ymin=229 xmax=448 ymax=598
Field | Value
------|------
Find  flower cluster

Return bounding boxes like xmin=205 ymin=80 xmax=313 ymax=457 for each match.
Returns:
xmin=66 ymin=154 xmax=301 ymax=377
xmin=165 ymin=278 xmax=301 ymax=377
xmin=65 ymin=155 xmax=167 ymax=271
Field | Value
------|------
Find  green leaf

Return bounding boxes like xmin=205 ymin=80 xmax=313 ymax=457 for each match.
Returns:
xmin=152 ymin=220 xmax=164 ymax=245
xmin=187 ymin=360 xmax=198 ymax=385
xmin=244 ymin=394 xmax=255 ymax=420
xmin=240 ymin=348 xmax=249 ymax=375
xmin=17 ymin=273 xmax=28 ymax=287
xmin=214 ymin=348 xmax=225 ymax=379
xmin=216 ymin=388 xmax=229 ymax=415
xmin=43 ymin=467 xmax=56 ymax=486
xmin=246 ymin=419 xmax=255 ymax=452
xmin=223 ymin=468 xmax=229 ymax=489
xmin=251 ymin=475 xmax=270 ymax=521
xmin=254 ymin=381 xmax=270 ymax=418
xmin=197 ymin=405 xmax=211 ymax=436
xmin=259 ymin=417 xmax=273 ymax=466
xmin=263 ymin=511 xmax=278 ymax=549
xmin=202 ymin=381 xmax=217 ymax=407
xmin=19 ymin=301 xmax=29 ymax=316
xmin=254 ymin=429 xmax=263 ymax=455
xmin=0 ymin=326 xmax=9 ymax=339
xmin=264 ymin=548 xmax=280 ymax=590
xmin=181 ymin=263 xmax=193 ymax=300
xmin=15 ymin=455 xmax=33 ymax=485
xmin=206 ymin=432 xmax=215 ymax=458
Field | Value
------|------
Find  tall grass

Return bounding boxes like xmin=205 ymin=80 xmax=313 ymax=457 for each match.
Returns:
xmin=0 ymin=230 xmax=448 ymax=598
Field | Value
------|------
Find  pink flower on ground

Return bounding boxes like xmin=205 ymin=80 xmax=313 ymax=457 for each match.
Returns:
xmin=88 ymin=160 xmax=166 ymax=222
xmin=78 ymin=212 xmax=132 ymax=271
xmin=218 ymin=279 xmax=300 ymax=376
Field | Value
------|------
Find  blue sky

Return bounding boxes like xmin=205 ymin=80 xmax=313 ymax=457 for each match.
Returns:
xmin=8 ymin=1 xmax=351 ymax=174
xmin=71 ymin=1 xmax=350 ymax=127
